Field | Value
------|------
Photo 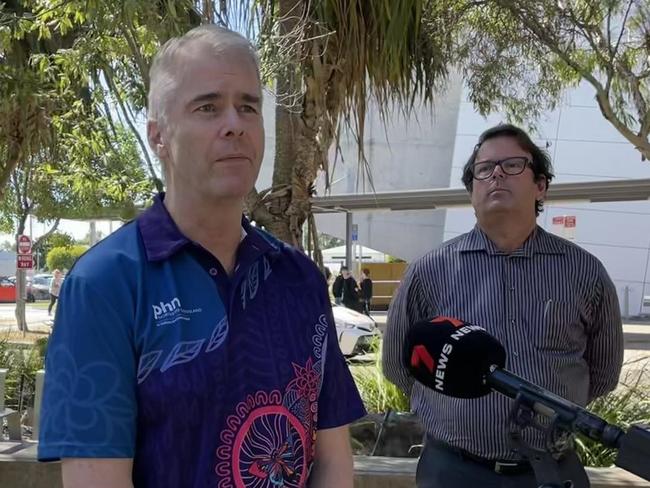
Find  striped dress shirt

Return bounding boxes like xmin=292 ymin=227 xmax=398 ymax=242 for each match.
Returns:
xmin=383 ymin=225 xmax=624 ymax=459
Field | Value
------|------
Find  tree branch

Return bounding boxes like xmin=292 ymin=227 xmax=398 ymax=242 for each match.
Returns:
xmin=33 ymin=217 xmax=61 ymax=249
xmin=119 ymin=21 xmax=150 ymax=94
xmin=102 ymin=64 xmax=163 ymax=192
xmin=493 ymin=0 xmax=650 ymax=159
xmin=612 ymin=0 xmax=634 ymax=62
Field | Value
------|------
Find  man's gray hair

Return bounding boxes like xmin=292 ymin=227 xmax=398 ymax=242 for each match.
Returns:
xmin=147 ymin=24 xmax=260 ymax=122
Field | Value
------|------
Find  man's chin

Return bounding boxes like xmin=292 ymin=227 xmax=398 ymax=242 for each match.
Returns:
xmin=207 ymin=185 xmax=254 ymax=202
xmin=482 ymin=202 xmax=514 ymax=215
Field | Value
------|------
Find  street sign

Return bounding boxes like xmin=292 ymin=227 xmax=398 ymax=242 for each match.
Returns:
xmin=351 ymin=224 xmax=358 ymax=242
xmin=17 ymin=254 xmax=33 ymax=269
xmin=17 ymin=235 xmax=32 ymax=255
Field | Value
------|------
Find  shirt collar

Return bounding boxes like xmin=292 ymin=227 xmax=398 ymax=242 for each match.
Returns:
xmin=137 ymin=193 xmax=276 ymax=262
xmin=458 ymin=225 xmax=566 ymax=257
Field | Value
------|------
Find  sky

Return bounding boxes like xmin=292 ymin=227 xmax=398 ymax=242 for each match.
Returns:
xmin=0 ymin=218 xmax=125 ymax=245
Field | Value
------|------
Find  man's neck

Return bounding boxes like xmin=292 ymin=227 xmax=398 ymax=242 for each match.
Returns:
xmin=164 ymin=192 xmax=244 ymax=275
xmin=477 ymin=214 xmax=537 ymax=253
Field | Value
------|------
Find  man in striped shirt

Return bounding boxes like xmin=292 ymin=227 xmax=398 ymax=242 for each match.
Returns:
xmin=383 ymin=124 xmax=623 ymax=488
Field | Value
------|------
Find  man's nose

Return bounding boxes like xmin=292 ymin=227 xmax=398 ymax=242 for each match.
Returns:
xmin=491 ymin=163 xmax=507 ymax=179
xmin=220 ymin=107 xmax=245 ymax=138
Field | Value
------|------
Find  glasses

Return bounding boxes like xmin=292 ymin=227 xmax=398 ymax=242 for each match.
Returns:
xmin=472 ymin=157 xmax=532 ymax=180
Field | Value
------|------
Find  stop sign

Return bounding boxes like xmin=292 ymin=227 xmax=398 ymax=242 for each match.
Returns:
xmin=17 ymin=235 xmax=32 ymax=254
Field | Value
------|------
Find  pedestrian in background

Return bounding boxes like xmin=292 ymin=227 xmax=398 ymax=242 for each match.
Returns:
xmin=47 ymin=269 xmax=62 ymax=316
xmin=360 ymin=268 xmax=373 ymax=316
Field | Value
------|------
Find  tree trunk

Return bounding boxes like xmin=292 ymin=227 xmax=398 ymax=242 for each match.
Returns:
xmin=14 ymin=222 xmax=28 ymax=333
xmin=249 ymin=0 xmax=340 ymax=258
xmin=253 ymin=0 xmax=306 ymax=245
xmin=0 ymin=124 xmax=24 ymax=201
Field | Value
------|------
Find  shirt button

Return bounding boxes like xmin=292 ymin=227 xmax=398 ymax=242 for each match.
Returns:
xmin=513 ymin=351 xmax=519 ymax=358
xmin=511 ymin=319 xmax=516 ymax=325
xmin=209 ymin=268 xmax=218 ymax=276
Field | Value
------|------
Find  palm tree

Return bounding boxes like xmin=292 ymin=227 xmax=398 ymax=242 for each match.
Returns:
xmin=219 ymin=1 xmax=457 ymax=260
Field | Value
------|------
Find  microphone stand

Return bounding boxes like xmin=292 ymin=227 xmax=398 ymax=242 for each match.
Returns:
xmin=508 ymin=392 xmax=575 ymax=488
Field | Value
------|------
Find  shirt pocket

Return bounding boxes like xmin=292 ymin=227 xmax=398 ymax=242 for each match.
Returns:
xmin=532 ymin=299 xmax=586 ymax=353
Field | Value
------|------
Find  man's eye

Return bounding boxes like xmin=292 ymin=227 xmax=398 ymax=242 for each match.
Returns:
xmin=197 ymin=104 xmax=217 ymax=113
xmin=240 ymin=105 xmax=258 ymax=113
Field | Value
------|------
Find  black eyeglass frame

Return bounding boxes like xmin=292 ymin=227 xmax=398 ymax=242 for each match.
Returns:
xmin=471 ymin=157 xmax=533 ymax=180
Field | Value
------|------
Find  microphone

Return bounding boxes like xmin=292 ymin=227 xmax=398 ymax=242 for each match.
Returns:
xmin=405 ymin=316 xmax=624 ymax=448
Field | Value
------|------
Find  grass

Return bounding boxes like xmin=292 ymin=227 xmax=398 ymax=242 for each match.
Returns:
xmin=349 ymin=338 xmax=410 ymax=414
xmin=575 ymin=362 xmax=650 ymax=467
xmin=0 ymin=335 xmax=48 ymax=411
xmin=0 ymin=328 xmax=51 ymax=344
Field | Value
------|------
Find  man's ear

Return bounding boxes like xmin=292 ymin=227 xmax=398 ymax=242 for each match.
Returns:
xmin=147 ymin=120 xmax=168 ymax=160
xmin=535 ymin=175 xmax=548 ymax=200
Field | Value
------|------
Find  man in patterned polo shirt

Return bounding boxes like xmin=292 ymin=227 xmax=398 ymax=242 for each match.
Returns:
xmin=38 ymin=25 xmax=366 ymax=487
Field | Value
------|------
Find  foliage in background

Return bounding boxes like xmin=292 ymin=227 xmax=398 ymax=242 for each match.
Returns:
xmin=231 ymin=0 xmax=457 ymax=251
xmin=453 ymin=0 xmax=650 ymax=160
xmin=46 ymin=244 xmax=87 ymax=272
xmin=576 ymin=363 xmax=650 ymax=467
xmin=0 ymin=123 xmax=151 ymax=241
xmin=32 ymin=231 xmax=74 ymax=269
xmin=387 ymin=256 xmax=407 ymax=264
xmin=0 ymin=336 xmax=47 ymax=413
xmin=351 ymin=344 xmax=650 ymax=468
xmin=318 ymin=233 xmax=344 ymax=250
xmin=350 ymin=338 xmax=410 ymax=414
xmin=0 ymin=0 xmax=201 ymax=211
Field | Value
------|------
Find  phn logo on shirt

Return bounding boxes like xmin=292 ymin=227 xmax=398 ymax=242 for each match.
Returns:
xmin=152 ymin=297 xmax=202 ymax=326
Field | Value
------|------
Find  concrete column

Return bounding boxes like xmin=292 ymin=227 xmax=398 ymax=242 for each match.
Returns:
xmin=346 ymin=211 xmax=353 ymax=269
xmin=32 ymin=370 xmax=45 ymax=440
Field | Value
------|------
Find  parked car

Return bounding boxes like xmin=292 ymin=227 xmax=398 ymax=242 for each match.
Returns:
xmin=331 ymin=303 xmax=381 ymax=357
xmin=4 ymin=276 xmax=35 ymax=302
xmin=0 ymin=276 xmax=16 ymax=302
xmin=30 ymin=274 xmax=53 ymax=300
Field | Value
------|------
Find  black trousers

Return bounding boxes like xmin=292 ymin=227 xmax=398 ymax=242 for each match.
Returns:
xmin=48 ymin=294 xmax=58 ymax=314
xmin=416 ymin=439 xmax=590 ymax=488
xmin=361 ymin=298 xmax=371 ymax=315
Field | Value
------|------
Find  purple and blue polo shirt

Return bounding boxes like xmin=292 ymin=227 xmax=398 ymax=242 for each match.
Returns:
xmin=38 ymin=194 xmax=366 ymax=487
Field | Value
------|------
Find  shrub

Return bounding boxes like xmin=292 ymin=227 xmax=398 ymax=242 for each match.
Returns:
xmin=0 ymin=337 xmax=47 ymax=412
xmin=46 ymin=245 xmax=88 ymax=271
xmin=350 ymin=338 xmax=410 ymax=414
xmin=576 ymin=361 xmax=650 ymax=467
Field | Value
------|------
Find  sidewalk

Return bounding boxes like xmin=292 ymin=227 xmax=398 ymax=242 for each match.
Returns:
xmin=0 ymin=304 xmax=52 ymax=332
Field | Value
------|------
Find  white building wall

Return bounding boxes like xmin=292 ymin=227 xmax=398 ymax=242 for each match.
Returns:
xmin=314 ymin=72 xmax=464 ymax=261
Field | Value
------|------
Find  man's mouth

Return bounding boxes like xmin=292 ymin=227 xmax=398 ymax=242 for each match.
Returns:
xmin=216 ymin=153 xmax=250 ymax=162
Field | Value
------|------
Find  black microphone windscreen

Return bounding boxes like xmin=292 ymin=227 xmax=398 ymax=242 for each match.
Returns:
xmin=405 ymin=316 xmax=506 ymax=398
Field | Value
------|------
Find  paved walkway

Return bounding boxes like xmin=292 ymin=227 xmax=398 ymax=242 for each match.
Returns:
xmin=0 ymin=304 xmax=52 ymax=332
